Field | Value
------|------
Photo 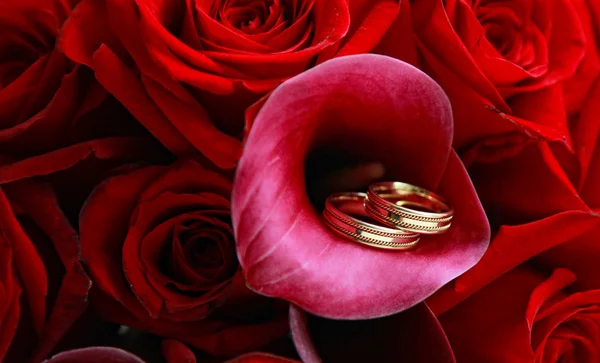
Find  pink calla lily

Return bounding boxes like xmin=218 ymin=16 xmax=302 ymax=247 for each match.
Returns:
xmin=232 ymin=54 xmax=490 ymax=319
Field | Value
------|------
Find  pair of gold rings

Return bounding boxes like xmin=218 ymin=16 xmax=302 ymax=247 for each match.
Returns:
xmin=323 ymin=182 xmax=453 ymax=250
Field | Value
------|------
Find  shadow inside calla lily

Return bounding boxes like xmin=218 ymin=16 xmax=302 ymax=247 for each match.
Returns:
xmin=305 ymin=149 xmax=385 ymax=210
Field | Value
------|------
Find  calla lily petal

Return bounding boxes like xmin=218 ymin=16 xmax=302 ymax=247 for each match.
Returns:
xmin=232 ymin=54 xmax=490 ymax=319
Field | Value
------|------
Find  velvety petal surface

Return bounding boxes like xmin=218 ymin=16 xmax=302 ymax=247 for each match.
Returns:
xmin=290 ymin=303 xmax=455 ymax=363
xmin=232 ymin=54 xmax=490 ymax=319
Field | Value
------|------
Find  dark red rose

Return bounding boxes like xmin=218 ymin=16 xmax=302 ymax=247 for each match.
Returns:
xmin=79 ymin=159 xmax=288 ymax=356
xmin=427 ymin=57 xmax=600 ymax=316
xmin=0 ymin=0 xmax=147 ymax=167
xmin=81 ymin=160 xmax=236 ymax=321
xmin=59 ymin=0 xmax=355 ymax=169
xmin=439 ymin=267 xmax=600 ymax=363
xmin=0 ymin=181 xmax=91 ymax=362
xmin=379 ymin=0 xmax=591 ymax=162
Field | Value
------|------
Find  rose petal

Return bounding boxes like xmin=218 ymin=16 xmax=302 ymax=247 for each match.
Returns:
xmin=535 ymin=223 xmax=600 ymax=292
xmin=3 ymin=181 xmax=93 ymax=361
xmin=89 ymin=46 xmax=198 ymax=157
xmin=438 ymin=266 xmax=544 ymax=363
xmin=0 ymin=137 xmax=163 ymax=184
xmin=439 ymin=266 xmax=600 ymax=363
xmin=139 ymin=159 xmax=232 ymax=201
xmin=336 ymin=0 xmax=401 ymax=57
xmin=80 ymin=165 xmax=167 ymax=319
xmin=371 ymin=0 xmax=419 ymax=67
xmin=31 ymin=264 xmax=92 ymax=362
xmin=162 ymin=339 xmax=197 ymax=363
xmin=290 ymin=303 xmax=455 ymax=363
xmin=0 ymin=187 xmax=47 ymax=335
xmin=0 ymin=240 xmax=22 ymax=360
xmin=123 ymin=193 xmax=232 ymax=320
xmin=233 ymin=54 xmax=490 ymax=319
xmin=470 ymin=142 xmax=590 ymax=224
xmin=428 ymin=210 xmax=600 ymax=315
xmin=42 ymin=347 xmax=145 ymax=363
xmin=407 ymin=0 xmax=508 ymax=109
xmin=571 ymin=76 xmax=600 ymax=192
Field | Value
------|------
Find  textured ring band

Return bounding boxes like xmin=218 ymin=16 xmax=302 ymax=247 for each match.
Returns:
xmin=365 ymin=182 xmax=453 ymax=234
xmin=323 ymin=192 xmax=420 ymax=250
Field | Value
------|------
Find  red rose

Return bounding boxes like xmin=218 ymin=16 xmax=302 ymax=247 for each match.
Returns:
xmin=380 ymin=0 xmax=589 ymax=162
xmin=79 ymin=159 xmax=288 ymax=356
xmin=428 ymin=59 xmax=600 ymax=316
xmin=0 ymin=0 xmax=147 ymax=168
xmin=59 ymin=0 xmax=354 ymax=169
xmin=81 ymin=160 xmax=236 ymax=320
xmin=439 ymin=267 xmax=600 ymax=362
xmin=0 ymin=181 xmax=90 ymax=362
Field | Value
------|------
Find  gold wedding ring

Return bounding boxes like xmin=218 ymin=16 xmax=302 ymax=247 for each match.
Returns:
xmin=365 ymin=182 xmax=453 ymax=234
xmin=323 ymin=192 xmax=420 ymax=250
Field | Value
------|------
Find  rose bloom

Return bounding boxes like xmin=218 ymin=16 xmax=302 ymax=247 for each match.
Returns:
xmin=79 ymin=159 xmax=287 ymax=356
xmin=59 ymin=0 xmax=357 ymax=168
xmin=81 ymin=160 xmax=237 ymax=321
xmin=0 ymin=181 xmax=90 ymax=362
xmin=440 ymin=267 xmax=600 ymax=362
xmin=0 ymin=0 xmax=147 ymax=168
xmin=378 ymin=0 xmax=595 ymax=162
xmin=427 ymin=26 xmax=600 ymax=346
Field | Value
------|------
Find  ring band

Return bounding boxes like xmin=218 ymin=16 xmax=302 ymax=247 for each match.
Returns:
xmin=365 ymin=182 xmax=453 ymax=234
xmin=323 ymin=192 xmax=420 ymax=250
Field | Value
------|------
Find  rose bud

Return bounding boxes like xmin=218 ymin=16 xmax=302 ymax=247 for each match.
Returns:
xmin=232 ymin=54 xmax=490 ymax=319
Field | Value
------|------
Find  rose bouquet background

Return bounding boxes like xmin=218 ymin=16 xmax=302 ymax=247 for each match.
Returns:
xmin=0 ymin=0 xmax=598 ymax=362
